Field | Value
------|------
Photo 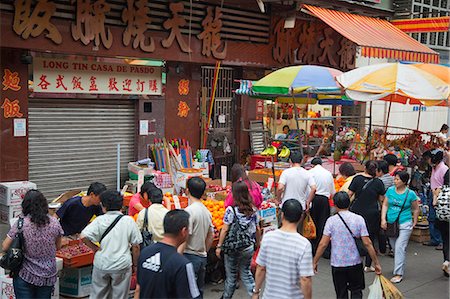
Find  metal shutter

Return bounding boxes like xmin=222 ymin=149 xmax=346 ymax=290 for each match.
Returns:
xmin=29 ymin=99 xmax=136 ymax=199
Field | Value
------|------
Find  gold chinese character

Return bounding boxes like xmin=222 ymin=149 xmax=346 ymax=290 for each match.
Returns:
xmin=161 ymin=2 xmax=192 ymax=53
xmin=13 ymin=0 xmax=62 ymax=44
xmin=337 ymin=38 xmax=356 ymax=70
xmin=198 ymin=7 xmax=227 ymax=59
xmin=71 ymin=0 xmax=113 ymax=49
xmin=122 ymin=0 xmax=154 ymax=52
xmin=318 ymin=27 xmax=337 ymax=66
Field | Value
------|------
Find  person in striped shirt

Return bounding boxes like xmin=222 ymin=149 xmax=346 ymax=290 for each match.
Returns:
xmin=253 ymin=199 xmax=314 ymax=299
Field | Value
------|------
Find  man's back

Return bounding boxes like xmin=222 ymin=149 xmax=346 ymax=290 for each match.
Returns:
xmin=136 ymin=204 xmax=169 ymax=242
xmin=184 ymin=201 xmax=212 ymax=257
xmin=309 ymin=165 xmax=334 ymax=197
xmin=256 ymin=229 xmax=314 ymax=299
xmin=279 ymin=167 xmax=315 ymax=208
xmin=137 ymin=242 xmax=199 ymax=299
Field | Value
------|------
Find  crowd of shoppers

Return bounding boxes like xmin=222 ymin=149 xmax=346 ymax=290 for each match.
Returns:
xmin=2 ymin=143 xmax=448 ymax=299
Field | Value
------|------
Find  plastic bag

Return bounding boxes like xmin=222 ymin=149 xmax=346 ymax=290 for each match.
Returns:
xmin=302 ymin=213 xmax=316 ymax=239
xmin=368 ymin=275 xmax=383 ymax=299
xmin=380 ymin=275 xmax=404 ymax=299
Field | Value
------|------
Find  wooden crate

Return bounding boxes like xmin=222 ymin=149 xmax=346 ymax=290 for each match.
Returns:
xmin=410 ymin=226 xmax=430 ymax=243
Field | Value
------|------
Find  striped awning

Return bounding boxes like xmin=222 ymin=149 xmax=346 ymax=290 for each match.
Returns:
xmin=303 ymin=5 xmax=439 ymax=64
xmin=392 ymin=17 xmax=450 ymax=33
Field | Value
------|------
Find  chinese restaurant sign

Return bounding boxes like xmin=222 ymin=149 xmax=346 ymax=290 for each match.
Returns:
xmin=32 ymin=57 xmax=162 ymax=95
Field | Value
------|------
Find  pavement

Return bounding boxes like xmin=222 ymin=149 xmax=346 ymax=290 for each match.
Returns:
xmin=204 ymin=241 xmax=449 ymax=299
xmin=1 ymin=223 xmax=447 ymax=299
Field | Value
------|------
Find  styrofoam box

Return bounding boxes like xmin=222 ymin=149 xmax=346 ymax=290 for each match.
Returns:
xmin=0 ymin=275 xmax=59 ymax=299
xmin=0 ymin=204 xmax=22 ymax=224
xmin=0 ymin=181 xmax=37 ymax=206
xmin=60 ymin=265 xmax=93 ymax=298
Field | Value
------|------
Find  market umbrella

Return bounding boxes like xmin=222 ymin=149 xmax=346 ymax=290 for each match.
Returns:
xmin=336 ymin=62 xmax=449 ymax=106
xmin=252 ymin=65 xmax=343 ymax=96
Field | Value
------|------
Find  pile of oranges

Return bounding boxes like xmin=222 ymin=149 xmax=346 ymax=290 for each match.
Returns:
xmin=203 ymin=199 xmax=225 ymax=231
xmin=334 ymin=177 xmax=346 ymax=192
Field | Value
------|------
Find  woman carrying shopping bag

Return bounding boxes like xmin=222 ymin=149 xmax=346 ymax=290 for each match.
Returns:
xmin=381 ymin=171 xmax=420 ymax=283
xmin=216 ymin=180 xmax=261 ymax=299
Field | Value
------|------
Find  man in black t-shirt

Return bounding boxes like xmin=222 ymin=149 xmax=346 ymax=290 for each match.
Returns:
xmin=135 ymin=210 xmax=200 ymax=299
xmin=56 ymin=182 xmax=106 ymax=236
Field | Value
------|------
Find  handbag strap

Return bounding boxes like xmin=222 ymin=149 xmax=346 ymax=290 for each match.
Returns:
xmin=337 ymin=213 xmax=356 ymax=238
xmin=17 ymin=217 xmax=24 ymax=231
xmin=395 ymin=189 xmax=410 ymax=223
xmin=100 ymin=215 xmax=124 ymax=243
xmin=142 ymin=208 xmax=149 ymax=232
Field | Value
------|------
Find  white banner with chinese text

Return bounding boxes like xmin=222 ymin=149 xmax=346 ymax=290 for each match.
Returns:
xmin=32 ymin=58 xmax=162 ymax=95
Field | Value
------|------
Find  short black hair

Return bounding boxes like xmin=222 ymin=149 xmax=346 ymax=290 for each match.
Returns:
xmin=289 ymin=151 xmax=303 ymax=164
xmin=149 ymin=188 xmax=163 ymax=204
xmin=140 ymin=181 xmax=157 ymax=197
xmin=282 ymin=199 xmax=303 ymax=223
xmin=339 ymin=162 xmax=356 ymax=177
xmin=187 ymin=177 xmax=206 ymax=199
xmin=333 ymin=191 xmax=351 ymax=209
xmin=441 ymin=124 xmax=449 ymax=132
xmin=163 ymin=209 xmax=190 ymax=235
xmin=311 ymin=157 xmax=322 ymax=165
xmin=384 ymin=154 xmax=398 ymax=166
xmin=431 ymin=149 xmax=444 ymax=165
xmin=283 ymin=125 xmax=290 ymax=131
xmin=88 ymin=182 xmax=107 ymax=196
xmin=423 ymin=150 xmax=432 ymax=159
xmin=377 ymin=160 xmax=389 ymax=175
xmin=100 ymin=190 xmax=123 ymax=211
xmin=395 ymin=170 xmax=410 ymax=185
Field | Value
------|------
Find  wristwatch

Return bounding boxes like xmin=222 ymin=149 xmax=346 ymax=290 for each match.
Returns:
xmin=252 ymin=288 xmax=261 ymax=294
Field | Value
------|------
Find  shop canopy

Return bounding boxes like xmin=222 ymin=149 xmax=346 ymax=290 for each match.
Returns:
xmin=391 ymin=16 xmax=450 ymax=33
xmin=302 ymin=5 xmax=439 ymax=64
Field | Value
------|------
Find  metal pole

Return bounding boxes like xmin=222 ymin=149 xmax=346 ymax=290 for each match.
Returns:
xmin=292 ymin=96 xmax=304 ymax=157
xmin=117 ymin=143 xmax=121 ymax=192
xmin=417 ymin=104 xmax=422 ymax=131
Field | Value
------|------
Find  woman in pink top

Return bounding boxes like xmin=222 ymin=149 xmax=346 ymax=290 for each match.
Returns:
xmin=128 ymin=182 xmax=156 ymax=217
xmin=224 ymin=164 xmax=262 ymax=209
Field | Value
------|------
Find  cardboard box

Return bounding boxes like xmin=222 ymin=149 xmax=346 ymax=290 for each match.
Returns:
xmin=410 ymin=226 xmax=430 ymax=243
xmin=60 ymin=265 xmax=93 ymax=298
xmin=0 ymin=204 xmax=22 ymax=224
xmin=262 ymin=224 xmax=278 ymax=237
xmin=0 ymin=181 xmax=37 ymax=206
xmin=193 ymin=161 xmax=210 ymax=178
xmin=0 ymin=273 xmax=59 ymax=299
xmin=247 ymin=170 xmax=280 ymax=184
xmin=175 ymin=169 xmax=203 ymax=189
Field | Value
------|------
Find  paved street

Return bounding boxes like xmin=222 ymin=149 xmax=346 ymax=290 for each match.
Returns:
xmin=1 ymin=223 xmax=447 ymax=299
xmin=204 ymin=241 xmax=449 ymax=299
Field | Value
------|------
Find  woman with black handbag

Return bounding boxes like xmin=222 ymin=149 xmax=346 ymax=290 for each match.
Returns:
xmin=215 ymin=180 xmax=261 ymax=299
xmin=381 ymin=171 xmax=420 ymax=283
xmin=2 ymin=190 xmax=63 ymax=299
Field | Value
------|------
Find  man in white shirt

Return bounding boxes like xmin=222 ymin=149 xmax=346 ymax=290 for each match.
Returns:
xmin=136 ymin=187 xmax=169 ymax=243
xmin=308 ymin=157 xmax=334 ymax=253
xmin=253 ymin=199 xmax=314 ymax=299
xmin=82 ymin=190 xmax=142 ymax=299
xmin=277 ymin=151 xmax=317 ymax=211
xmin=179 ymin=177 xmax=214 ymax=298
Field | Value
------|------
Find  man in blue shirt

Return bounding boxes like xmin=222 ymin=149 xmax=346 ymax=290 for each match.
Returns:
xmin=57 ymin=182 xmax=106 ymax=236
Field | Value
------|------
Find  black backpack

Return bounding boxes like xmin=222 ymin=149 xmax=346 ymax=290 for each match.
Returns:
xmin=221 ymin=208 xmax=253 ymax=254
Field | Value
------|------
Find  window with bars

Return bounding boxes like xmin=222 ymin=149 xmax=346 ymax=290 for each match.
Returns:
xmin=430 ymin=32 xmax=437 ymax=45
xmin=421 ymin=33 xmax=428 ymax=44
xmin=438 ymin=32 xmax=445 ymax=46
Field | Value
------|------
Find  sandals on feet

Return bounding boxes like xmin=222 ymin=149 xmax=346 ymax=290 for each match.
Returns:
xmin=390 ymin=276 xmax=403 ymax=283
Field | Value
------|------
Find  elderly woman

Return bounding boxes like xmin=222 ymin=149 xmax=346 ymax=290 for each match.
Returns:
xmin=381 ymin=171 xmax=419 ymax=283
xmin=2 ymin=190 xmax=63 ymax=299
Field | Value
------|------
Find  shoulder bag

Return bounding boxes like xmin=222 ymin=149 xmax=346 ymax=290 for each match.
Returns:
xmin=221 ymin=207 xmax=253 ymax=254
xmin=0 ymin=217 xmax=25 ymax=276
xmin=141 ymin=208 xmax=154 ymax=249
xmin=100 ymin=215 xmax=124 ymax=243
xmin=385 ymin=189 xmax=410 ymax=238
xmin=435 ymin=184 xmax=450 ymax=222
xmin=337 ymin=213 xmax=367 ymax=257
